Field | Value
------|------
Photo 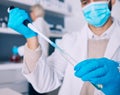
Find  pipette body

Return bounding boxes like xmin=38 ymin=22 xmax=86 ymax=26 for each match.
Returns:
xmin=28 ymin=23 xmax=76 ymax=66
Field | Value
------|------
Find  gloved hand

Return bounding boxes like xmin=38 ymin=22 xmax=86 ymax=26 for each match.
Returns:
xmin=74 ymin=58 xmax=120 ymax=95
xmin=8 ymin=8 xmax=37 ymax=38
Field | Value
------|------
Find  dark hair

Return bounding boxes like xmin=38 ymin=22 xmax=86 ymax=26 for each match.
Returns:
xmin=109 ymin=0 xmax=112 ymax=11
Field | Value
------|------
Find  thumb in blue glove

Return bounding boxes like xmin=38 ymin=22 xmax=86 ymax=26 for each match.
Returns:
xmin=8 ymin=8 xmax=37 ymax=38
xmin=74 ymin=58 xmax=120 ymax=95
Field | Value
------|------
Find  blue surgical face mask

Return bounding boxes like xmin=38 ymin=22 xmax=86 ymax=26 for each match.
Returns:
xmin=82 ymin=1 xmax=111 ymax=27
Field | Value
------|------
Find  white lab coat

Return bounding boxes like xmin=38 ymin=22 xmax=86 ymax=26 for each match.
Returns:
xmin=23 ymin=18 xmax=120 ymax=95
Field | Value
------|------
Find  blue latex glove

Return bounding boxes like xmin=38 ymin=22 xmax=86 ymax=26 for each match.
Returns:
xmin=74 ymin=58 xmax=120 ymax=95
xmin=8 ymin=8 xmax=37 ymax=38
xmin=12 ymin=46 xmax=18 ymax=55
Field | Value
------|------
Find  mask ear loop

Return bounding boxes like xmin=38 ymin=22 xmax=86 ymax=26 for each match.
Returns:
xmin=108 ymin=0 xmax=112 ymax=11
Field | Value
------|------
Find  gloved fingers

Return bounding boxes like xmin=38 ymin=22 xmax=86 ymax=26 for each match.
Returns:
xmin=8 ymin=8 xmax=19 ymax=27
xmin=74 ymin=60 xmax=87 ymax=71
xmin=81 ymin=67 xmax=107 ymax=81
xmin=15 ymin=10 xmax=28 ymax=24
xmin=90 ymin=74 xmax=108 ymax=85
xmin=10 ymin=8 xmax=27 ymax=17
xmin=8 ymin=8 xmax=24 ymax=27
xmin=9 ymin=8 xmax=19 ymax=16
xmin=9 ymin=8 xmax=28 ymax=22
xmin=18 ymin=9 xmax=29 ymax=20
xmin=9 ymin=10 xmax=29 ymax=29
xmin=75 ymin=60 xmax=104 ymax=78
xmin=74 ymin=58 xmax=97 ymax=71
xmin=8 ymin=13 xmax=24 ymax=29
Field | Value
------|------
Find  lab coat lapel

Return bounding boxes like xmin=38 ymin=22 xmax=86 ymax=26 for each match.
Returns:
xmin=75 ymin=26 xmax=88 ymax=63
xmin=104 ymin=24 xmax=120 ymax=59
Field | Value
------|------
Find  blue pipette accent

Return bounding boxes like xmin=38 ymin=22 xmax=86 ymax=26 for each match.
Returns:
xmin=51 ymin=42 xmax=63 ymax=52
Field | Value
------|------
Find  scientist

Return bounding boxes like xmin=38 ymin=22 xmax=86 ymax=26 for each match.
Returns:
xmin=8 ymin=0 xmax=120 ymax=94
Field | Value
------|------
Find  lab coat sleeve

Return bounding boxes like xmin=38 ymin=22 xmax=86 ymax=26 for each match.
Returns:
xmin=22 ymin=34 xmax=70 ymax=93
xmin=23 ymin=44 xmax=42 ymax=74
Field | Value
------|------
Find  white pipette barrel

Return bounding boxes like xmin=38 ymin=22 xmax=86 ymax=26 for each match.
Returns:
xmin=28 ymin=23 xmax=76 ymax=66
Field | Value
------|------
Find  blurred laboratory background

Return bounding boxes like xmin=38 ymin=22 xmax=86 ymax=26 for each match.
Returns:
xmin=0 ymin=0 xmax=120 ymax=95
